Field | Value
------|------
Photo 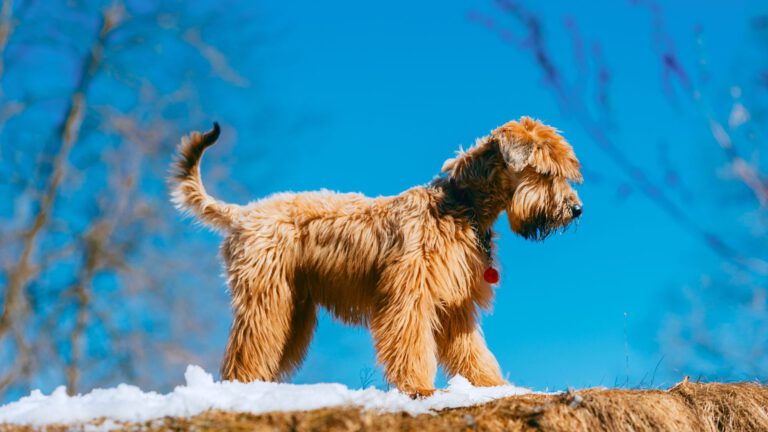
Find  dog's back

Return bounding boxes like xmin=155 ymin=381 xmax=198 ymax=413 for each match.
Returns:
xmin=224 ymin=189 xmax=402 ymax=325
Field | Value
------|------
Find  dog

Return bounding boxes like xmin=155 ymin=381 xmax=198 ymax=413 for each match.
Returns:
xmin=170 ymin=117 xmax=582 ymax=398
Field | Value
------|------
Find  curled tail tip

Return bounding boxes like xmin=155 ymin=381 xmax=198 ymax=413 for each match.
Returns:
xmin=204 ymin=121 xmax=221 ymax=144
xmin=172 ymin=122 xmax=222 ymax=181
xmin=199 ymin=121 xmax=221 ymax=150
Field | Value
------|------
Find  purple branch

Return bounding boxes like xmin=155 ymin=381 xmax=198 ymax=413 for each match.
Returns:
xmin=471 ymin=0 xmax=768 ymax=276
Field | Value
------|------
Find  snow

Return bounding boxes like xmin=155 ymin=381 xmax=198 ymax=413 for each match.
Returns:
xmin=0 ymin=365 xmax=534 ymax=427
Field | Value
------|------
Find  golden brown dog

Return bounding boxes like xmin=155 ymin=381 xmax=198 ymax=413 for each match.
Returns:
xmin=170 ymin=117 xmax=582 ymax=397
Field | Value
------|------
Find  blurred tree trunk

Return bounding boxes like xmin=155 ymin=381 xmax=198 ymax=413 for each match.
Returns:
xmin=0 ymin=0 xmax=260 ymax=398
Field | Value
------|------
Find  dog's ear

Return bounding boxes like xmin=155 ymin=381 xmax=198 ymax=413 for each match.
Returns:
xmin=495 ymin=117 xmax=582 ymax=182
xmin=494 ymin=128 xmax=534 ymax=172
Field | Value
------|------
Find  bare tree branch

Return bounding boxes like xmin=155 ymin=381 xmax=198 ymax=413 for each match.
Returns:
xmin=0 ymin=4 xmax=121 ymax=392
xmin=183 ymin=28 xmax=250 ymax=87
xmin=0 ymin=0 xmax=258 ymax=398
xmin=0 ymin=0 xmax=15 ymax=84
xmin=472 ymin=0 xmax=768 ymax=276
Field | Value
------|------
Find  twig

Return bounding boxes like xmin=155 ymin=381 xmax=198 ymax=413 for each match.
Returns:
xmin=0 ymin=4 xmax=121 ymax=393
xmin=0 ymin=0 xmax=15 ymax=85
xmin=473 ymin=0 xmax=768 ymax=276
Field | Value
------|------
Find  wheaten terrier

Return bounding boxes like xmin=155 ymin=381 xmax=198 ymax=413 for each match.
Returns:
xmin=170 ymin=117 xmax=583 ymax=397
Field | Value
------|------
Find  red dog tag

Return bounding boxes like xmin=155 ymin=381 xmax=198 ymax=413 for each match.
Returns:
xmin=484 ymin=267 xmax=499 ymax=284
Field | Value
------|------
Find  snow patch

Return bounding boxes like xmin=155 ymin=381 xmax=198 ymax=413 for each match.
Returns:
xmin=0 ymin=365 xmax=535 ymax=426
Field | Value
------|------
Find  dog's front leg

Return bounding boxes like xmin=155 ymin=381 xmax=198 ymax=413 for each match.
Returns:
xmin=370 ymin=263 xmax=438 ymax=398
xmin=435 ymin=304 xmax=506 ymax=387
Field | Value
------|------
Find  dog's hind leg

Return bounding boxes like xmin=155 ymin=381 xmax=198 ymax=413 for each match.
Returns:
xmin=275 ymin=290 xmax=317 ymax=380
xmin=434 ymin=302 xmax=506 ymax=387
xmin=220 ymin=289 xmax=293 ymax=382
xmin=370 ymin=261 xmax=438 ymax=397
xmin=220 ymin=242 xmax=297 ymax=383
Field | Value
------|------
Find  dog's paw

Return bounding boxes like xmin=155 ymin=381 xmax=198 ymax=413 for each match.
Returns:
xmin=407 ymin=388 xmax=436 ymax=399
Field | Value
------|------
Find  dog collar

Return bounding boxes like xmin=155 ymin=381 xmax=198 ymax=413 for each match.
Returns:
xmin=475 ymin=226 xmax=493 ymax=261
xmin=440 ymin=178 xmax=500 ymax=285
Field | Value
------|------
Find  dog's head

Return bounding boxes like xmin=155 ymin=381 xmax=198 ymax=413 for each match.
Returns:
xmin=492 ymin=117 xmax=583 ymax=240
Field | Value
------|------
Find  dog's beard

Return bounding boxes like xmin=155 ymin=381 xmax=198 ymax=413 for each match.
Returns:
xmin=517 ymin=213 xmax=567 ymax=241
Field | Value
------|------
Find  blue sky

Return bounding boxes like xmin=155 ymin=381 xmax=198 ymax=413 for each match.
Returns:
xmin=198 ymin=0 xmax=760 ymax=390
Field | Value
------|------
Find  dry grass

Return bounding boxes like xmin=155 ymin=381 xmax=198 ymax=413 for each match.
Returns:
xmin=2 ymin=379 xmax=768 ymax=431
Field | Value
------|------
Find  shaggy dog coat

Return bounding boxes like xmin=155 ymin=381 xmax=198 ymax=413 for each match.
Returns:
xmin=170 ymin=117 xmax=583 ymax=397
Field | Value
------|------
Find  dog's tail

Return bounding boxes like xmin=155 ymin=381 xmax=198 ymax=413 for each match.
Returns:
xmin=170 ymin=122 xmax=242 ymax=232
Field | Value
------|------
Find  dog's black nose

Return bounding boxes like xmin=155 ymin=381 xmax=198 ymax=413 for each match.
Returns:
xmin=571 ymin=204 xmax=582 ymax=217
